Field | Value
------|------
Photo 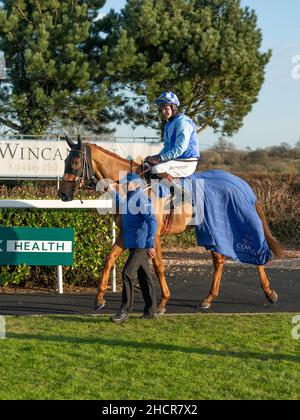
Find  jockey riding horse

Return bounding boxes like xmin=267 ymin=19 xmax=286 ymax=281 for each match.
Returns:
xmin=145 ymin=92 xmax=200 ymax=186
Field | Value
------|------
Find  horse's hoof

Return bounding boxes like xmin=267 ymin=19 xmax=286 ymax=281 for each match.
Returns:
xmin=199 ymin=300 xmax=212 ymax=310
xmin=158 ymin=307 xmax=167 ymax=315
xmin=267 ymin=291 xmax=278 ymax=305
xmin=94 ymin=301 xmax=106 ymax=311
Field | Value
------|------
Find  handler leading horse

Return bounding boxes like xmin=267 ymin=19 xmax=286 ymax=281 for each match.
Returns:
xmin=58 ymin=137 xmax=283 ymax=314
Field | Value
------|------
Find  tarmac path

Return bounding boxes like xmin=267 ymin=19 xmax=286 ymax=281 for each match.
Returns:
xmin=0 ymin=249 xmax=299 ymax=316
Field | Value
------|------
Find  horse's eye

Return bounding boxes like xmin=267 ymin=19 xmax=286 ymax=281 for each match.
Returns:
xmin=71 ymin=159 xmax=81 ymax=170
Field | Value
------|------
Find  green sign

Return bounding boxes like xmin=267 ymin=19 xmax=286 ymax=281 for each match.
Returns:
xmin=0 ymin=227 xmax=74 ymax=266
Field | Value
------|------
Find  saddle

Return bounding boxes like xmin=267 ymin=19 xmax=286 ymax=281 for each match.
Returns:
xmin=141 ymin=161 xmax=193 ymax=235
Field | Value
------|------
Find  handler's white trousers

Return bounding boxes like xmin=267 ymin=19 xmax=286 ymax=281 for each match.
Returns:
xmin=151 ymin=159 xmax=198 ymax=178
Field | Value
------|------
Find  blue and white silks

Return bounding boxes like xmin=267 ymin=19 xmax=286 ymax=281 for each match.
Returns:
xmin=159 ymin=114 xmax=200 ymax=161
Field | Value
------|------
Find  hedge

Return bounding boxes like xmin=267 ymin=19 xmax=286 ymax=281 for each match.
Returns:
xmin=0 ymin=183 xmax=129 ymax=287
xmin=0 ymin=174 xmax=299 ymax=287
xmin=0 ymin=208 xmax=128 ymax=287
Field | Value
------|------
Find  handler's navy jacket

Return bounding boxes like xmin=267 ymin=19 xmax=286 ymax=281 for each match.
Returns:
xmin=113 ymin=187 xmax=157 ymax=249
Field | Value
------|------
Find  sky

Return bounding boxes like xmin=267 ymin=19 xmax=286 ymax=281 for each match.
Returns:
xmin=101 ymin=0 xmax=300 ymax=150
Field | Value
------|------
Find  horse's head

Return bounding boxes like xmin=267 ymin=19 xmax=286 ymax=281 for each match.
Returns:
xmin=58 ymin=136 xmax=85 ymax=202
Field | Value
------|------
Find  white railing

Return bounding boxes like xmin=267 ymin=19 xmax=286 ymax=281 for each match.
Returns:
xmin=0 ymin=200 xmax=116 ymax=294
xmin=0 ymin=199 xmax=112 ymax=209
xmin=0 ymin=134 xmax=162 ymax=143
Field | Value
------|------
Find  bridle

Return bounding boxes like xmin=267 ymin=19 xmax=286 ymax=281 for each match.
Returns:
xmin=81 ymin=144 xmax=98 ymax=189
xmin=63 ymin=144 xmax=98 ymax=192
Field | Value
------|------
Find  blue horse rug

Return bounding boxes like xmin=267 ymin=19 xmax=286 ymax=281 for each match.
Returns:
xmin=190 ymin=170 xmax=272 ymax=265
xmin=155 ymin=170 xmax=272 ymax=266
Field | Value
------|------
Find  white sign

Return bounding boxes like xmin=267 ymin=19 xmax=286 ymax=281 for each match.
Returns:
xmin=0 ymin=140 xmax=162 ymax=179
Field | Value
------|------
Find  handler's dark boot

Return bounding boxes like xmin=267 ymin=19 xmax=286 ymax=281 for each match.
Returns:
xmin=110 ymin=308 xmax=129 ymax=324
xmin=139 ymin=313 xmax=158 ymax=320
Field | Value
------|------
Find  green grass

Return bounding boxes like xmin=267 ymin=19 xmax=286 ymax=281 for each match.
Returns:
xmin=0 ymin=314 xmax=299 ymax=400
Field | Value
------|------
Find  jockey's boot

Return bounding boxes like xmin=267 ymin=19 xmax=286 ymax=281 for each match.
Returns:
xmin=165 ymin=180 xmax=192 ymax=207
xmin=173 ymin=180 xmax=193 ymax=207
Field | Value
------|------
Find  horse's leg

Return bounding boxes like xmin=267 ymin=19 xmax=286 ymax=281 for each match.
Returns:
xmin=152 ymin=236 xmax=170 ymax=315
xmin=257 ymin=266 xmax=278 ymax=304
xmin=94 ymin=234 xmax=125 ymax=310
xmin=200 ymin=252 xmax=225 ymax=309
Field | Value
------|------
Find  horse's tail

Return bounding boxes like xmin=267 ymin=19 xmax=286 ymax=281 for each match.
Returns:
xmin=256 ymin=202 xmax=284 ymax=259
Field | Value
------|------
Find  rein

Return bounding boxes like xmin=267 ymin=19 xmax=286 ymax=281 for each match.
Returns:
xmin=71 ymin=145 xmax=151 ymax=194
xmin=84 ymin=144 xmax=98 ymax=188
xmin=72 ymin=144 xmax=98 ymax=189
xmin=65 ymin=144 xmax=175 ymax=235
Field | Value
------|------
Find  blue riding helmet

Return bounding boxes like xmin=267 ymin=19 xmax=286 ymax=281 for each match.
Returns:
xmin=119 ymin=173 xmax=142 ymax=184
xmin=155 ymin=92 xmax=180 ymax=107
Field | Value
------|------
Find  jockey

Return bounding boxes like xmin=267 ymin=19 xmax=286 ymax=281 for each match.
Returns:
xmin=146 ymin=92 xmax=200 ymax=182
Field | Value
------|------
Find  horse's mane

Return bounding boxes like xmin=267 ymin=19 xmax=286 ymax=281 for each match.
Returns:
xmin=91 ymin=143 xmax=140 ymax=167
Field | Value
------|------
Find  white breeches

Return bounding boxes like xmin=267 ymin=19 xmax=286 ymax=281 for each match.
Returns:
xmin=151 ymin=159 xmax=198 ymax=178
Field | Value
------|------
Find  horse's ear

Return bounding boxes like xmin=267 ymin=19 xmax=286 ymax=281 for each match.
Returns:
xmin=65 ymin=136 xmax=75 ymax=149
xmin=78 ymin=135 xmax=83 ymax=150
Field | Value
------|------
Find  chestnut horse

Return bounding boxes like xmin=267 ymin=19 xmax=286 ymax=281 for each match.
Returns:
xmin=58 ymin=138 xmax=283 ymax=313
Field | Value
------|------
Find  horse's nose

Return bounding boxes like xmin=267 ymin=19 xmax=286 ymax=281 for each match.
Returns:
xmin=58 ymin=191 xmax=70 ymax=202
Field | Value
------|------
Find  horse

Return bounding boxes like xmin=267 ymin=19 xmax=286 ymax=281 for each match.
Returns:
xmin=58 ymin=137 xmax=283 ymax=314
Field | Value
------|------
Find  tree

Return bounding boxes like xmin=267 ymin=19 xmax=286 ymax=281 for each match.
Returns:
xmin=103 ymin=0 xmax=271 ymax=136
xmin=213 ymin=137 xmax=236 ymax=152
xmin=248 ymin=148 xmax=269 ymax=166
xmin=280 ymin=142 xmax=291 ymax=150
xmin=48 ymin=118 xmax=111 ymax=141
xmin=0 ymin=0 xmax=112 ymax=134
